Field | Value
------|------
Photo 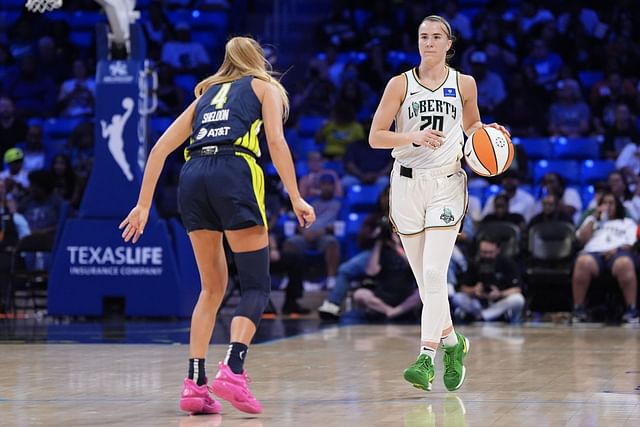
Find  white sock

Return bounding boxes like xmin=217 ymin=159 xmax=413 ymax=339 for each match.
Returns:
xmin=441 ymin=330 xmax=459 ymax=348
xmin=420 ymin=345 xmax=436 ymax=361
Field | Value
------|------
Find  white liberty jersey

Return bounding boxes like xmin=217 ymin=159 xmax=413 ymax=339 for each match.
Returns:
xmin=393 ymin=67 xmax=464 ymax=169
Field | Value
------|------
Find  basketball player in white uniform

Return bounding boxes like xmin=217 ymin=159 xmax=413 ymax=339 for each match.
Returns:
xmin=369 ymin=15 xmax=510 ymax=392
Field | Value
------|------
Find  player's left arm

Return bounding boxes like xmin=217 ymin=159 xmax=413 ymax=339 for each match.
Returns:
xmin=459 ymin=73 xmax=510 ymax=138
xmin=120 ymin=98 xmax=197 ymax=242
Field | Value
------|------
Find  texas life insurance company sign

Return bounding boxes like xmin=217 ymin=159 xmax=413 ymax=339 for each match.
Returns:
xmin=66 ymin=245 xmax=164 ymax=276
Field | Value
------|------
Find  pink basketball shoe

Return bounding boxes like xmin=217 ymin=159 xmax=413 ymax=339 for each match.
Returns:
xmin=179 ymin=378 xmax=223 ymax=414
xmin=210 ymin=362 xmax=262 ymax=414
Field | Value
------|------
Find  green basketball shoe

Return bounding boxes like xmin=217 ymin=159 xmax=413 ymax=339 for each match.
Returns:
xmin=442 ymin=332 xmax=469 ymax=392
xmin=403 ymin=354 xmax=435 ymax=391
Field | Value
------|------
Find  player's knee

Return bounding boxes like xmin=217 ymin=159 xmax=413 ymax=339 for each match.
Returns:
xmin=507 ymin=293 xmax=525 ymax=309
xmin=233 ymin=246 xmax=271 ymax=325
xmin=423 ymin=266 xmax=447 ymax=294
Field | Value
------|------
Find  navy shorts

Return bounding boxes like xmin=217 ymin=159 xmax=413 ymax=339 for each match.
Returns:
xmin=178 ymin=153 xmax=266 ymax=232
xmin=586 ymin=250 xmax=636 ymax=275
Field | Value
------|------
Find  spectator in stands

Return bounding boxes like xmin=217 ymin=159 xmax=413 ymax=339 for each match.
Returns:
xmin=615 ymin=141 xmax=640 ymax=182
xmin=318 ymin=186 xmax=389 ymax=320
xmin=298 ymin=151 xmax=343 ymax=199
xmin=0 ymin=44 xmax=16 ymax=84
xmin=517 ymin=1 xmax=555 ymax=35
xmin=469 ymin=51 xmax=506 ymax=117
xmin=604 ymin=103 xmax=640 ymax=158
xmin=523 ymin=38 xmax=562 ymax=90
xmin=36 ymin=36 xmax=68 ymax=85
xmin=534 ymin=172 xmax=582 ymax=222
xmin=156 ymin=63 xmax=184 ymax=116
xmin=57 ymin=59 xmax=96 ymax=117
xmin=499 ymin=72 xmax=544 ymax=137
xmin=19 ymin=170 xmax=62 ymax=238
xmin=291 ymin=64 xmax=335 ymax=116
xmin=529 ymin=192 xmax=574 ymax=228
xmin=66 ymin=121 xmax=95 ymax=179
xmin=452 ymin=236 xmax=525 ymax=324
xmin=548 ymin=79 xmax=591 ymax=137
xmin=143 ymin=2 xmax=171 ymax=52
xmin=481 ymin=194 xmax=526 ymax=232
xmin=283 ymin=173 xmax=341 ymax=288
xmin=342 ymin=138 xmax=392 ymax=188
xmin=353 ymin=220 xmax=421 ymax=321
xmin=316 ymin=103 xmax=365 ymax=159
xmin=1 ymin=53 xmax=56 ymax=118
xmin=50 ymin=154 xmax=77 ymax=202
xmin=0 ymin=97 xmax=27 ymax=153
xmin=0 ymin=148 xmax=29 ymax=199
xmin=482 ymin=171 xmax=535 ymax=222
xmin=599 ymin=171 xmax=632 ymax=209
xmin=572 ymin=190 xmax=638 ymax=323
xmin=22 ymin=124 xmax=46 ymax=173
xmin=268 ymin=233 xmax=309 ymax=315
xmin=160 ymin=22 xmax=210 ymax=76
xmin=0 ymin=179 xmax=30 ymax=313
xmin=442 ymin=1 xmax=472 ymax=40
xmin=591 ymin=71 xmax=637 ymax=136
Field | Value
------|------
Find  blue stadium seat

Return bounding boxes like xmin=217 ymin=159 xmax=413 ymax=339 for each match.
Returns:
xmin=291 ymin=138 xmax=317 ymax=162
xmin=341 ymin=212 xmax=368 ymax=258
xmin=43 ymin=118 xmax=83 ymax=140
xmin=69 ymin=31 xmax=93 ymax=49
xmin=345 ymin=184 xmax=381 ymax=212
xmin=190 ymin=11 xmax=228 ymax=31
xmin=324 ymin=160 xmax=344 ymax=176
xmin=150 ymin=117 xmax=173 ymax=136
xmin=533 ymin=160 xmax=580 ymax=185
xmin=69 ymin=12 xmax=106 ymax=31
xmin=174 ymin=74 xmax=198 ymax=95
xmin=552 ymin=137 xmax=599 ymax=160
xmin=297 ymin=116 xmax=326 ymax=138
xmin=3 ymin=0 xmax=25 ymax=10
xmin=513 ymin=137 xmax=552 ymax=160
xmin=578 ymin=70 xmax=604 ymax=91
xmin=579 ymin=159 xmax=616 ymax=184
xmin=580 ymin=185 xmax=595 ymax=208
xmin=294 ymin=159 xmax=309 ymax=178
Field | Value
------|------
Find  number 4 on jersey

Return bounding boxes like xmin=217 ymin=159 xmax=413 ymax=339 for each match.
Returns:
xmin=211 ymin=82 xmax=232 ymax=109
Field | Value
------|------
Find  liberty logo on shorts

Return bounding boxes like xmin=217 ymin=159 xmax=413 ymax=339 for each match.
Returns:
xmin=440 ymin=207 xmax=455 ymax=224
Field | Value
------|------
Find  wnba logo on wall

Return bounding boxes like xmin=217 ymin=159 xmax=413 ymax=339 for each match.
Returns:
xmin=66 ymin=246 xmax=164 ymax=276
xmin=104 ymin=61 xmax=134 ymax=83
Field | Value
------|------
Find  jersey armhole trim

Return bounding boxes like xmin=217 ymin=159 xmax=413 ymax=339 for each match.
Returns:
xmin=456 ymin=71 xmax=464 ymax=104
xmin=400 ymin=72 xmax=408 ymax=104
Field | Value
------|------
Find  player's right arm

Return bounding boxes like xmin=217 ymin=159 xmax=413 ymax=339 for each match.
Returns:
xmin=369 ymin=75 xmax=443 ymax=149
xmin=120 ymin=98 xmax=198 ymax=243
xmin=255 ymin=79 xmax=315 ymax=228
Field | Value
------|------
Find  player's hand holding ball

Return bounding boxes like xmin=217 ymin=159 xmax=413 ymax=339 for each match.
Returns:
xmin=464 ymin=124 xmax=514 ymax=177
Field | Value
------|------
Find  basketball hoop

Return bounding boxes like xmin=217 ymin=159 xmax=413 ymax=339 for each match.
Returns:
xmin=25 ymin=0 xmax=63 ymax=13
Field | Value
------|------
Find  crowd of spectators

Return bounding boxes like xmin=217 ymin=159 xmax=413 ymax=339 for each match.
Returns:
xmin=1 ymin=0 xmax=639 ymax=322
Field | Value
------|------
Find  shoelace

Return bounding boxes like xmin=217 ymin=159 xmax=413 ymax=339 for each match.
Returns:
xmin=443 ymin=348 xmax=457 ymax=376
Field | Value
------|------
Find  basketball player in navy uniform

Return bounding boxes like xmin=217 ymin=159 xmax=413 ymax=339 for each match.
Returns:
xmin=120 ymin=37 xmax=315 ymax=414
xmin=369 ymin=16 xmax=510 ymax=392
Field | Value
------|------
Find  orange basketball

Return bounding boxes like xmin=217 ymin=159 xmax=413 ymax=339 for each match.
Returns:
xmin=463 ymin=127 xmax=514 ymax=177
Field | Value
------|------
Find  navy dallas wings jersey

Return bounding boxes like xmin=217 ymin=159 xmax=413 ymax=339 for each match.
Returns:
xmin=187 ymin=75 xmax=263 ymax=158
xmin=178 ymin=75 xmax=268 ymax=232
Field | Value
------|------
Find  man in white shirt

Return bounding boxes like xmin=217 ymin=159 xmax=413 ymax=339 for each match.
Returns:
xmin=572 ymin=191 xmax=638 ymax=323
xmin=482 ymin=171 xmax=535 ymax=221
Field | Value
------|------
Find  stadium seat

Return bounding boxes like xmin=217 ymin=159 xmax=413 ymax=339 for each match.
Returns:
xmin=513 ymin=137 xmax=552 ymax=160
xmin=344 ymin=184 xmax=381 ymax=213
xmin=580 ymin=185 xmax=595 ymax=208
xmin=533 ymin=160 xmax=580 ymax=185
xmin=579 ymin=159 xmax=615 ymax=184
xmin=291 ymin=138 xmax=317 ymax=162
xmin=43 ymin=118 xmax=83 ymax=140
xmin=341 ymin=212 xmax=368 ymax=258
xmin=150 ymin=117 xmax=173 ymax=136
xmin=552 ymin=137 xmax=599 ymax=160
xmin=324 ymin=160 xmax=344 ymax=176
xmin=475 ymin=221 xmax=521 ymax=259
xmin=578 ymin=70 xmax=604 ymax=91
xmin=297 ymin=116 xmax=326 ymax=138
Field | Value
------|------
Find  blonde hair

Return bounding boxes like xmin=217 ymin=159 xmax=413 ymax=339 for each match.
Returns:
xmin=194 ymin=36 xmax=289 ymax=120
xmin=420 ymin=15 xmax=456 ymax=62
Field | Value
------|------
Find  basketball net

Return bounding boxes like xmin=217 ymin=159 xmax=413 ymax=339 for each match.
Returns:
xmin=25 ymin=0 xmax=63 ymax=13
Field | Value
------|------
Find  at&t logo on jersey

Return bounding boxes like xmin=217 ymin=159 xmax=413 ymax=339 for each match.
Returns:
xmin=195 ymin=128 xmax=208 ymax=140
xmin=443 ymin=87 xmax=456 ymax=97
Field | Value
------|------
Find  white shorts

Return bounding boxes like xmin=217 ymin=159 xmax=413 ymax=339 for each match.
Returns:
xmin=389 ymin=161 xmax=468 ymax=235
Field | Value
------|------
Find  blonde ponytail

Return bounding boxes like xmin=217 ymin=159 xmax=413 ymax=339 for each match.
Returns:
xmin=194 ymin=37 xmax=289 ymax=120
